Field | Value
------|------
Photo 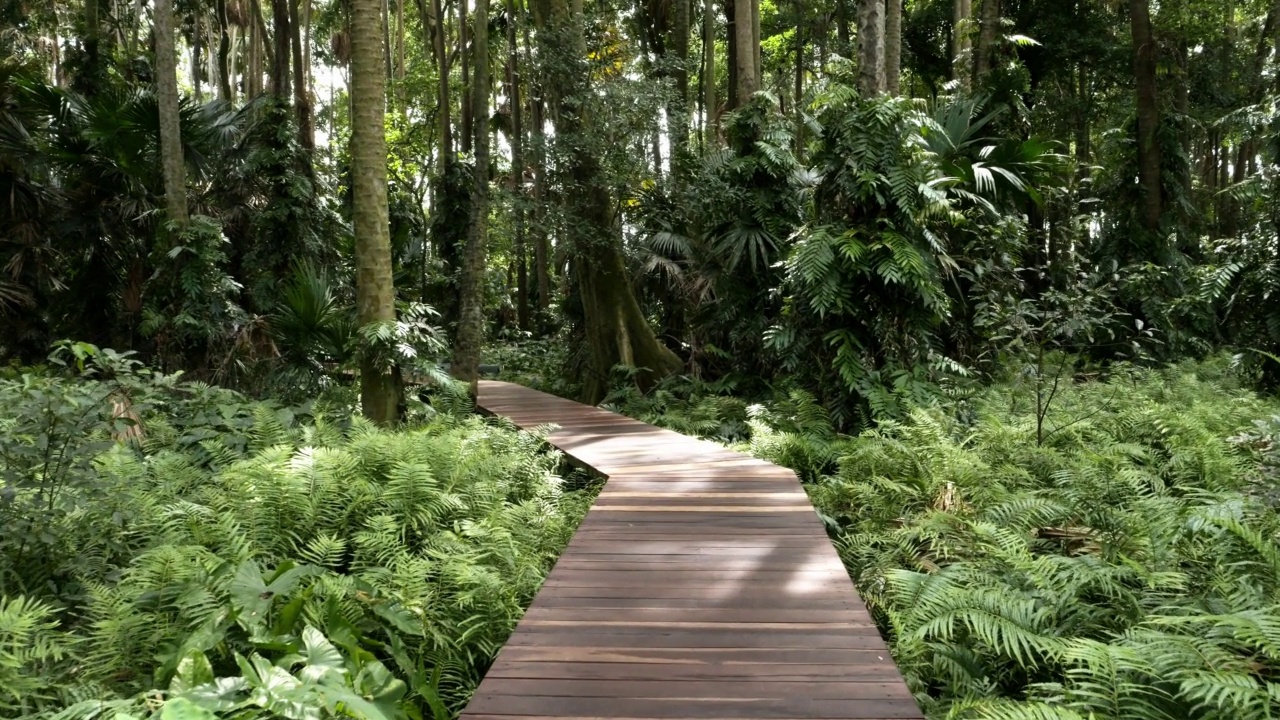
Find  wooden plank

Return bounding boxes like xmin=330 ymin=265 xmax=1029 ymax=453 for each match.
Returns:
xmin=465 ymin=696 xmax=922 ymax=718
xmin=462 ymin=381 xmax=923 ymax=720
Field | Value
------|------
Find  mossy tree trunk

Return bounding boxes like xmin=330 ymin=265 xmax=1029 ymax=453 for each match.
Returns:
xmin=532 ymin=0 xmax=682 ymax=404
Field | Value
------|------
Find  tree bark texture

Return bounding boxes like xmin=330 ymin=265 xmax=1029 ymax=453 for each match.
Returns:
xmin=154 ymin=0 xmax=189 ymax=228
xmin=733 ymin=0 xmax=758 ymax=104
xmin=508 ymin=0 xmax=530 ymax=330
xmin=885 ymin=0 xmax=901 ymax=93
xmin=271 ymin=0 xmax=292 ymax=97
xmin=460 ymin=0 xmax=473 ymax=152
xmin=975 ymin=0 xmax=999 ymax=82
xmin=216 ymin=0 xmax=233 ymax=100
xmin=703 ymin=0 xmax=717 ymax=143
xmin=289 ymin=0 xmax=314 ymax=148
xmin=1130 ymin=0 xmax=1162 ymax=233
xmin=858 ymin=0 xmax=885 ymax=95
xmin=453 ymin=0 xmax=490 ymax=389
xmin=351 ymin=0 xmax=400 ymax=424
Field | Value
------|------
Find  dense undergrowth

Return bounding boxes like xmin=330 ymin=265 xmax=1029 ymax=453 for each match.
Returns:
xmin=602 ymin=357 xmax=1280 ymax=719
xmin=0 ymin=347 xmax=595 ymax=720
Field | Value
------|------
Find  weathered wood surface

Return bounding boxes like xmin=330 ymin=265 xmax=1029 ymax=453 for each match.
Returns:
xmin=463 ymin=380 xmax=922 ymax=720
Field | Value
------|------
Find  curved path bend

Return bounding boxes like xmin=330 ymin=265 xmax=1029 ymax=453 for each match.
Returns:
xmin=462 ymin=380 xmax=923 ymax=720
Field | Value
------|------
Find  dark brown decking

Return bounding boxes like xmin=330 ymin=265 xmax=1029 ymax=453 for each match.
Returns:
xmin=463 ymin=380 xmax=923 ymax=720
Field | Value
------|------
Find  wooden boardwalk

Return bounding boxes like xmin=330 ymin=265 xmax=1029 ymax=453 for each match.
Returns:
xmin=464 ymin=380 xmax=922 ymax=720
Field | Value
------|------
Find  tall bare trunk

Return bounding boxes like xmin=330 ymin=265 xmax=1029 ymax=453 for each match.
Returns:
xmin=858 ymin=0 xmax=885 ymax=95
xmin=248 ymin=0 xmax=263 ymax=97
xmin=733 ymin=0 xmax=758 ymax=104
xmin=525 ymin=15 xmax=551 ymax=317
xmin=703 ymin=0 xmax=717 ymax=143
xmin=289 ymin=0 xmax=314 ymax=148
xmin=952 ymin=0 xmax=972 ymax=89
xmin=1131 ymin=0 xmax=1162 ymax=233
xmin=672 ymin=0 xmax=690 ymax=160
xmin=429 ymin=0 xmax=452 ymax=157
xmin=453 ymin=0 xmax=490 ymax=388
xmin=460 ymin=0 xmax=473 ymax=152
xmin=352 ymin=0 xmax=400 ymax=423
xmin=885 ymin=0 xmax=901 ymax=93
xmin=725 ymin=0 xmax=738 ymax=109
xmin=271 ymin=0 xmax=292 ymax=97
xmin=193 ymin=14 xmax=203 ymax=101
xmin=216 ymin=0 xmax=233 ymax=100
xmin=508 ymin=0 xmax=529 ymax=330
xmin=836 ymin=0 xmax=851 ymax=57
xmin=975 ymin=0 xmax=999 ymax=82
xmin=154 ymin=0 xmax=189 ymax=227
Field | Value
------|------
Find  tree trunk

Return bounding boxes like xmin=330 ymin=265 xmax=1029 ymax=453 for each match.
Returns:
xmin=1130 ymin=0 xmax=1162 ymax=233
xmin=703 ymin=0 xmax=717 ymax=143
xmin=216 ymin=0 xmax=233 ymax=100
xmin=750 ymin=0 xmax=761 ymax=84
xmin=524 ymin=18 xmax=552 ymax=317
xmin=271 ymin=0 xmax=292 ymax=97
xmin=952 ymin=0 xmax=972 ymax=89
xmin=453 ymin=0 xmax=490 ymax=389
xmin=351 ymin=0 xmax=400 ymax=424
xmin=248 ymin=0 xmax=263 ymax=97
xmin=460 ymin=0 xmax=473 ymax=152
xmin=858 ymin=0 xmax=885 ymax=95
xmin=532 ymin=0 xmax=681 ymax=403
xmin=193 ymin=14 xmax=203 ymax=101
xmin=836 ymin=0 xmax=851 ymax=57
xmin=154 ymin=0 xmax=189 ymax=228
xmin=725 ymin=0 xmax=738 ymax=109
xmin=733 ymin=0 xmax=758 ymax=104
xmin=672 ymin=0 xmax=690 ymax=160
xmin=885 ymin=0 xmax=901 ymax=94
xmin=509 ymin=0 xmax=529 ymax=330
xmin=289 ymin=0 xmax=314 ymax=148
xmin=975 ymin=0 xmax=998 ymax=82
xmin=429 ymin=0 xmax=452 ymax=156
xmin=382 ymin=0 xmax=394 ymax=80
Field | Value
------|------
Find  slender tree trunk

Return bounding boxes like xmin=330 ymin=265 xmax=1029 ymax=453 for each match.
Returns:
xmin=750 ymin=0 xmax=761 ymax=83
xmin=453 ymin=0 xmax=490 ymax=388
xmin=271 ymin=0 xmax=292 ymax=97
xmin=460 ymin=0 xmax=473 ymax=152
xmin=975 ymin=0 xmax=998 ymax=82
xmin=216 ymin=0 xmax=233 ymax=100
xmin=382 ymin=0 xmax=394 ymax=80
xmin=290 ymin=0 xmax=314 ymax=148
xmin=248 ymin=0 xmax=263 ymax=97
xmin=154 ymin=0 xmax=189 ymax=228
xmin=508 ymin=0 xmax=529 ymax=330
xmin=428 ymin=0 xmax=452 ymax=156
xmin=703 ymin=0 xmax=717 ymax=143
xmin=793 ymin=0 xmax=803 ymax=111
xmin=672 ymin=0 xmax=690 ymax=161
xmin=532 ymin=0 xmax=681 ymax=402
xmin=84 ymin=0 xmax=101 ymax=87
xmin=725 ymin=0 xmax=739 ymax=109
xmin=858 ymin=0 xmax=885 ymax=95
xmin=1130 ymin=0 xmax=1162 ymax=233
xmin=193 ymin=14 xmax=204 ymax=101
xmin=836 ymin=0 xmax=851 ymax=57
xmin=733 ymin=0 xmax=758 ymax=104
xmin=352 ymin=0 xmax=400 ymax=423
xmin=523 ymin=18 xmax=551 ymax=317
xmin=952 ymin=0 xmax=972 ymax=89
xmin=885 ymin=0 xmax=901 ymax=93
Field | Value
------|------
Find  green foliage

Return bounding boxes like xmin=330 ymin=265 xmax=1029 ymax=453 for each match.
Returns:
xmin=0 ymin=353 xmax=592 ymax=719
xmin=754 ymin=360 xmax=1280 ymax=719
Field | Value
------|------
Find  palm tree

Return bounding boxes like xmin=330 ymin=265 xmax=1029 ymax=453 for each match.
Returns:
xmin=350 ymin=0 xmax=400 ymax=424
